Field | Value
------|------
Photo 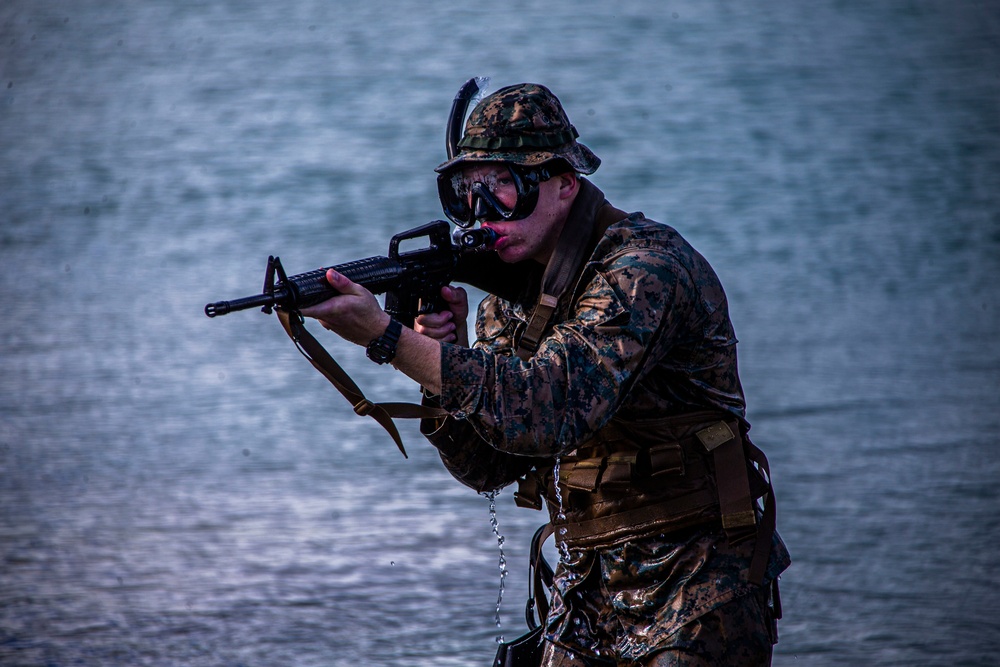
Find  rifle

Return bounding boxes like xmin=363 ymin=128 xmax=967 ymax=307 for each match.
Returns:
xmin=204 ymin=220 xmax=538 ymax=458
xmin=205 ymin=220 xmax=498 ymax=326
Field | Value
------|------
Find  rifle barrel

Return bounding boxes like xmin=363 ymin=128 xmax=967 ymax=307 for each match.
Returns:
xmin=204 ymin=293 xmax=278 ymax=317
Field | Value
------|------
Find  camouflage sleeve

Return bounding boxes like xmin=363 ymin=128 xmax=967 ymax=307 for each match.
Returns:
xmin=419 ymin=392 xmax=543 ymax=493
xmin=437 ymin=247 xmax=693 ymax=457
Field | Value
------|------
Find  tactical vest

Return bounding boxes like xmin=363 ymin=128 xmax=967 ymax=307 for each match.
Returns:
xmin=507 ymin=179 xmax=776 ymax=585
xmin=512 ymin=411 xmax=776 ymax=585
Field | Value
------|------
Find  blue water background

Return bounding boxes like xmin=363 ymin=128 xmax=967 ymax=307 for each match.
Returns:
xmin=2 ymin=1 xmax=998 ymax=665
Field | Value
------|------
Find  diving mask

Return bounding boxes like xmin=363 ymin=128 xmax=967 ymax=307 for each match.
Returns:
xmin=436 ymin=163 xmax=555 ymax=228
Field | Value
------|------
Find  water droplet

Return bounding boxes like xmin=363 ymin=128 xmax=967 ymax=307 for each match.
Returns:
xmin=390 ymin=561 xmax=395 ymax=566
xmin=483 ymin=489 xmax=509 ymax=642
xmin=552 ymin=458 xmax=572 ymax=563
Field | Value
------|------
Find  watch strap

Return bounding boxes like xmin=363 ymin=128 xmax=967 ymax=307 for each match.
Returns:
xmin=366 ymin=318 xmax=402 ymax=364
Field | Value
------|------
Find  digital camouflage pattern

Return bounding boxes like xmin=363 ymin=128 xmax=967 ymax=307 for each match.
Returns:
xmin=537 ymin=529 xmax=786 ymax=664
xmin=540 ymin=583 xmax=775 ymax=666
xmin=435 ymin=83 xmax=601 ymax=175
xmin=420 ymin=179 xmax=789 ymax=662
xmin=432 ymin=194 xmax=746 ymax=462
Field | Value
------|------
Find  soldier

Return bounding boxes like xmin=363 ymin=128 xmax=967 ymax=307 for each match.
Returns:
xmin=302 ymin=82 xmax=790 ymax=666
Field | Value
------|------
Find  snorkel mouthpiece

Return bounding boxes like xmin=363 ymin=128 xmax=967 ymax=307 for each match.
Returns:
xmin=455 ymin=227 xmax=498 ymax=251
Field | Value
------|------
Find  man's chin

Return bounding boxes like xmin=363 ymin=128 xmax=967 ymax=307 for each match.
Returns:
xmin=496 ymin=246 xmax=523 ymax=264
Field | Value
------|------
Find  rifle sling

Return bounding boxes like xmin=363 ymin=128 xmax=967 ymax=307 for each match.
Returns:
xmin=276 ymin=309 xmax=449 ymax=458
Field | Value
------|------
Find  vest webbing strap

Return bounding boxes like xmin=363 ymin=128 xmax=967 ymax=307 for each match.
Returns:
xmin=556 ymin=488 xmax=719 ymax=550
xmin=745 ymin=438 xmax=777 ymax=586
xmin=695 ymin=422 xmax=777 ymax=585
xmin=276 ymin=309 xmax=449 ymax=458
xmin=696 ymin=421 xmax=757 ymax=536
xmin=516 ymin=181 xmax=628 ymax=361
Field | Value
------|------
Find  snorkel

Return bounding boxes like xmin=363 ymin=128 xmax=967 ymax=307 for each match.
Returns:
xmin=446 ymin=77 xmax=489 ymax=161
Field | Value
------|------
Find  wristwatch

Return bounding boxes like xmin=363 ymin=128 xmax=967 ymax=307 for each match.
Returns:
xmin=366 ymin=318 xmax=402 ymax=365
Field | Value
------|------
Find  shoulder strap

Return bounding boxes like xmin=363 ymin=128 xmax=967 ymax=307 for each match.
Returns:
xmin=516 ymin=181 xmax=628 ymax=361
xmin=276 ymin=309 xmax=449 ymax=458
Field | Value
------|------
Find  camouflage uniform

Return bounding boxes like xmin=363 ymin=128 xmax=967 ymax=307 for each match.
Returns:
xmin=423 ymin=83 xmax=789 ymax=665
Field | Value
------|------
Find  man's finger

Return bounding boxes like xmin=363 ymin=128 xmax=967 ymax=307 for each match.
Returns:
xmin=326 ymin=269 xmax=361 ymax=294
xmin=442 ymin=285 xmax=468 ymax=304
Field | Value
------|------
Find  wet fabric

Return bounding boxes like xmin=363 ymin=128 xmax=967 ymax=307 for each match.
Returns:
xmin=539 ymin=581 xmax=776 ymax=666
xmin=540 ymin=527 xmax=787 ymax=661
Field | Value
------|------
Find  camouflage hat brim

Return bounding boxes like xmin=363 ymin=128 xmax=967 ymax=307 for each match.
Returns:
xmin=435 ymin=82 xmax=601 ymax=175
xmin=435 ymin=140 xmax=601 ymax=174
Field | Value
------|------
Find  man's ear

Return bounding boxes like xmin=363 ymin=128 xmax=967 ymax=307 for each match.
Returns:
xmin=557 ymin=171 xmax=579 ymax=200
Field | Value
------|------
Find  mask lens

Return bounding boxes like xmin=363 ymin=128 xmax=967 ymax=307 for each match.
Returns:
xmin=437 ymin=172 xmax=473 ymax=227
xmin=437 ymin=165 xmax=547 ymax=228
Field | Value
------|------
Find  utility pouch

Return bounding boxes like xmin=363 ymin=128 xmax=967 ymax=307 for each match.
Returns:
xmin=561 ymin=459 xmax=603 ymax=492
xmin=647 ymin=442 xmax=685 ymax=478
xmin=513 ymin=473 xmax=545 ymax=511
xmin=600 ymin=454 xmax=635 ymax=492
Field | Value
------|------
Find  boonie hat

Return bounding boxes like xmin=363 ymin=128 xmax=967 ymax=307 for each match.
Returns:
xmin=436 ymin=83 xmax=601 ymax=175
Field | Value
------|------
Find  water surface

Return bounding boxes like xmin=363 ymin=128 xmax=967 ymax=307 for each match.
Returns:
xmin=2 ymin=1 xmax=998 ymax=665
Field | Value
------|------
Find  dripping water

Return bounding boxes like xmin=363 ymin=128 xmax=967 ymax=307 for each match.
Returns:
xmin=483 ymin=489 xmax=508 ymax=643
xmin=552 ymin=457 xmax=571 ymax=564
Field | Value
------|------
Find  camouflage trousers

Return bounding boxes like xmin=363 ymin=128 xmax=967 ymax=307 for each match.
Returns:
xmin=540 ymin=585 xmax=776 ymax=666
xmin=537 ymin=526 xmax=784 ymax=666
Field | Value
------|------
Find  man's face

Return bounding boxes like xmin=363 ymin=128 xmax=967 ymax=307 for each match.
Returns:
xmin=457 ymin=163 xmax=574 ymax=265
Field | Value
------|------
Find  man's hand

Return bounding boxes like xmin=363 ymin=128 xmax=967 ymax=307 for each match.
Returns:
xmin=300 ymin=269 xmax=390 ymax=346
xmin=415 ymin=285 xmax=470 ymax=347
xmin=299 ymin=268 xmax=445 ymax=394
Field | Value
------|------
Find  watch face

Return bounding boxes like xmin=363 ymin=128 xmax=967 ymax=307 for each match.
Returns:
xmin=366 ymin=319 xmax=400 ymax=364
xmin=367 ymin=341 xmax=391 ymax=363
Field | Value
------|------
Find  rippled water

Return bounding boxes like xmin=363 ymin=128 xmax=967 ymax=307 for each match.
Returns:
xmin=2 ymin=1 xmax=998 ymax=665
